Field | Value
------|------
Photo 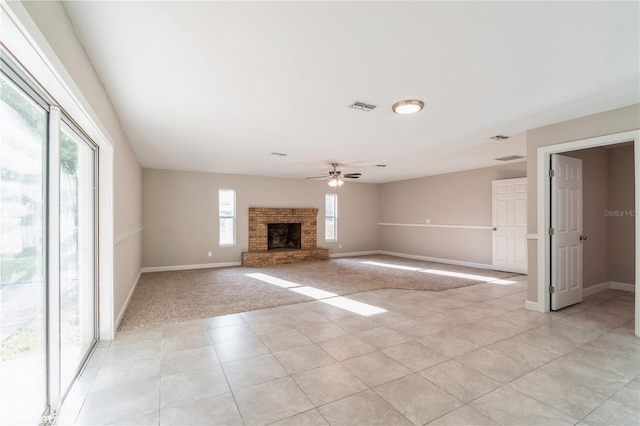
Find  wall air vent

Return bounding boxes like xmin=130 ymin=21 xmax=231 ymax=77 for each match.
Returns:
xmin=270 ymin=152 xmax=288 ymax=156
xmin=490 ymin=135 xmax=510 ymax=141
xmin=350 ymin=101 xmax=377 ymax=111
xmin=495 ymin=155 xmax=525 ymax=161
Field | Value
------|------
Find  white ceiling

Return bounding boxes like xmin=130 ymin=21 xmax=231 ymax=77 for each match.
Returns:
xmin=63 ymin=1 xmax=639 ymax=183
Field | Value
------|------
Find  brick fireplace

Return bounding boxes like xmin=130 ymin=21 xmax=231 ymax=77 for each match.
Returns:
xmin=242 ymin=207 xmax=329 ymax=266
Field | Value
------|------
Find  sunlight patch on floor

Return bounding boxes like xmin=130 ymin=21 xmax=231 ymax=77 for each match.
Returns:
xmin=321 ymin=297 xmax=387 ymax=316
xmin=290 ymin=286 xmax=337 ymax=299
xmin=361 ymin=260 xmax=518 ymax=285
xmin=361 ymin=261 xmax=421 ymax=271
xmin=245 ymin=273 xmax=301 ymax=288
xmin=421 ymin=269 xmax=517 ymax=284
xmin=245 ymin=273 xmax=386 ymax=316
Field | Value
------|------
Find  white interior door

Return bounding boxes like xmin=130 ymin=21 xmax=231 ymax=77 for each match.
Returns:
xmin=492 ymin=178 xmax=527 ymax=274
xmin=551 ymin=154 xmax=583 ymax=310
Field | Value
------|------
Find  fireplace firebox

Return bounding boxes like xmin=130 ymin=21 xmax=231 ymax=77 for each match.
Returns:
xmin=268 ymin=223 xmax=301 ymax=250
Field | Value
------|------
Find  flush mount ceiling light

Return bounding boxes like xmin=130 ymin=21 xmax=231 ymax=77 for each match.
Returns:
xmin=392 ymin=99 xmax=424 ymax=114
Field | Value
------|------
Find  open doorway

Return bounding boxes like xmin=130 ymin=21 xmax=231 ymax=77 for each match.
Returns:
xmin=535 ymin=130 xmax=640 ymax=337
xmin=551 ymin=143 xmax=635 ymax=310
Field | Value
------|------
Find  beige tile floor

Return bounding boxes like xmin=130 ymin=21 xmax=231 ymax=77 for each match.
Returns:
xmin=59 ymin=276 xmax=639 ymax=425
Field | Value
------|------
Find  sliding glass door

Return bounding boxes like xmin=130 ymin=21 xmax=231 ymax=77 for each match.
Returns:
xmin=0 ymin=65 xmax=48 ymax=425
xmin=1 ymin=57 xmax=97 ymax=424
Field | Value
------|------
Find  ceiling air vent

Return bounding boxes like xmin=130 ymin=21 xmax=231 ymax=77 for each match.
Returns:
xmin=350 ymin=101 xmax=377 ymax=111
xmin=495 ymin=155 xmax=525 ymax=161
xmin=490 ymin=135 xmax=510 ymax=141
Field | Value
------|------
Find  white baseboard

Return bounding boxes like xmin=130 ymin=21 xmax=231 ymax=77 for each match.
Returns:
xmin=610 ymin=281 xmax=635 ymax=292
xmin=141 ymin=262 xmax=242 ymax=273
xmin=329 ymin=251 xmax=379 ymax=258
xmin=115 ymin=270 xmax=142 ymax=331
xmin=582 ymin=282 xmax=611 ymax=297
xmin=583 ymin=281 xmax=635 ymax=297
xmin=377 ymin=251 xmax=494 ymax=270
xmin=524 ymin=300 xmax=539 ymax=312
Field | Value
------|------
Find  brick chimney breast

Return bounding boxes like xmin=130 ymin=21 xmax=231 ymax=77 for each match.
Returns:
xmin=243 ymin=207 xmax=329 ymax=266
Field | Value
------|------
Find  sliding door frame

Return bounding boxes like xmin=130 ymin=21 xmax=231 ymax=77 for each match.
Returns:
xmin=2 ymin=51 xmax=99 ymax=422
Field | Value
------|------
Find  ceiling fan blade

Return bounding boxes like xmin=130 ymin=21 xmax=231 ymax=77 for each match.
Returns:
xmin=343 ymin=173 xmax=362 ymax=178
xmin=305 ymin=175 xmax=329 ymax=180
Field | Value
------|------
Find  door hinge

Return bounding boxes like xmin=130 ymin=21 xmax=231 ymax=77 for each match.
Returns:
xmin=549 ymin=169 xmax=555 ymax=178
xmin=549 ymin=286 xmax=555 ymax=294
xmin=549 ymin=227 xmax=555 ymax=236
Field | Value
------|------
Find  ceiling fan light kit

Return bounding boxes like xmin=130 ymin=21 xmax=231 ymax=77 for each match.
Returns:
xmin=328 ymin=177 xmax=344 ymax=187
xmin=392 ymin=99 xmax=424 ymax=114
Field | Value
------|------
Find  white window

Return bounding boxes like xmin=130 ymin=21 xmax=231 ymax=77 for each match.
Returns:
xmin=219 ymin=189 xmax=235 ymax=246
xmin=325 ymin=193 xmax=337 ymax=241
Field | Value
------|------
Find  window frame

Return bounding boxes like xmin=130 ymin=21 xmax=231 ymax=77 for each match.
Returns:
xmin=218 ymin=188 xmax=236 ymax=247
xmin=325 ymin=193 xmax=338 ymax=242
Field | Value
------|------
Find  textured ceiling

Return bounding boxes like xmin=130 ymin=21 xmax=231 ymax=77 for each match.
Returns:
xmin=63 ymin=1 xmax=639 ymax=183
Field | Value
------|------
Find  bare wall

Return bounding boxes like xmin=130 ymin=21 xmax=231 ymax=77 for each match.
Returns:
xmin=23 ymin=1 xmax=143 ymax=322
xmin=379 ymin=162 xmax=526 ymax=265
xmin=142 ymin=169 xmax=380 ymax=268
xmin=608 ymin=144 xmax=635 ymax=284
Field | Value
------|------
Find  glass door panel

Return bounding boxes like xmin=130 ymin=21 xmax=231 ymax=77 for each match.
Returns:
xmin=59 ymin=124 xmax=96 ymax=396
xmin=0 ymin=71 xmax=48 ymax=424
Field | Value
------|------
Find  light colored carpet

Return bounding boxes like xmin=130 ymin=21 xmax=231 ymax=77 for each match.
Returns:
xmin=118 ymin=254 xmax=521 ymax=331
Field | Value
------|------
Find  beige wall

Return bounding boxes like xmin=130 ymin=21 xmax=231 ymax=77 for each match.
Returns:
xmin=526 ymin=104 xmax=640 ymax=303
xmin=378 ymin=162 xmax=526 ymax=265
xmin=608 ymin=144 xmax=636 ymax=284
xmin=142 ymin=169 xmax=380 ymax=268
xmin=23 ymin=1 xmax=143 ymax=322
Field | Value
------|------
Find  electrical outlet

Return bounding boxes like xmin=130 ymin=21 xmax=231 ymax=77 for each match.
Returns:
xmin=425 ymin=218 xmax=431 ymax=224
xmin=208 ymin=251 xmax=213 ymax=257
xmin=339 ymin=244 xmax=342 ymax=249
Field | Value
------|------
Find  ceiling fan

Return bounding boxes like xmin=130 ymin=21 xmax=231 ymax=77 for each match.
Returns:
xmin=305 ymin=163 xmax=362 ymax=187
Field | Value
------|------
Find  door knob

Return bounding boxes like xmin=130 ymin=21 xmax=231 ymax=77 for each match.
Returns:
xmin=579 ymin=235 xmax=588 ymax=241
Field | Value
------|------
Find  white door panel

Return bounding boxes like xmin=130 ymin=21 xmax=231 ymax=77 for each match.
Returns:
xmin=515 ymin=199 xmax=527 ymax=227
xmin=492 ymin=178 xmax=527 ymax=274
xmin=551 ymin=154 xmax=583 ymax=310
